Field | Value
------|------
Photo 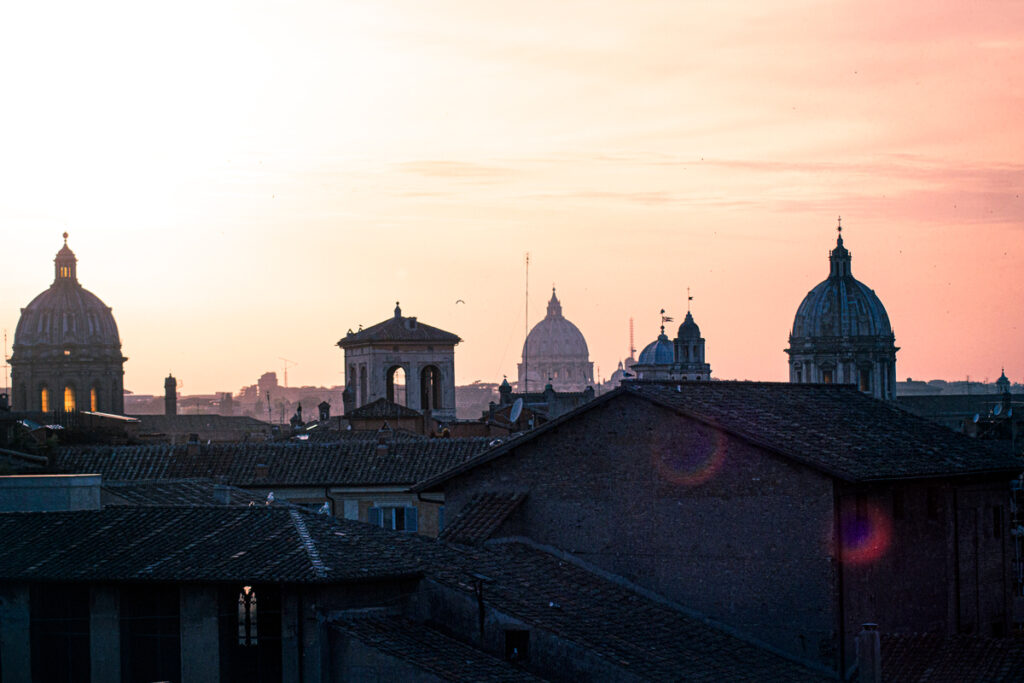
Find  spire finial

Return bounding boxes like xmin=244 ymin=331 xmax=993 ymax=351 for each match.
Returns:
xmin=394 ymin=301 xmax=401 ymax=318
xmin=62 ymin=231 xmax=68 ymax=244
xmin=687 ymin=287 xmax=693 ymax=312
xmin=837 ymin=215 xmax=842 ymax=234
xmin=660 ymin=308 xmax=665 ymax=335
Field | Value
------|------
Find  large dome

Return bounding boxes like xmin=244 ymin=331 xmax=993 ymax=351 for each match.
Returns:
xmin=13 ymin=242 xmax=121 ymax=354
xmin=521 ymin=289 xmax=589 ymax=360
xmin=790 ymin=235 xmax=892 ymax=339
xmin=9 ymin=234 xmax=126 ymax=414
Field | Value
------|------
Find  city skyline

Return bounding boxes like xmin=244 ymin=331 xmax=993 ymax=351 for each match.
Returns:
xmin=2 ymin=1 xmax=1022 ymax=396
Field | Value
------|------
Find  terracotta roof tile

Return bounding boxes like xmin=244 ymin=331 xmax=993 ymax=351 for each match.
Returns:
xmin=438 ymin=492 xmax=525 ymax=545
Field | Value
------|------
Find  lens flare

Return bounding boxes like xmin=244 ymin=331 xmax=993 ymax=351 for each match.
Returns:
xmin=652 ymin=428 xmax=727 ymax=487
xmin=839 ymin=503 xmax=892 ymax=566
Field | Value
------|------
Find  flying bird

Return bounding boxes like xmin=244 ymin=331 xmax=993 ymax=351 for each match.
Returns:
xmin=455 ymin=299 xmax=465 ymax=304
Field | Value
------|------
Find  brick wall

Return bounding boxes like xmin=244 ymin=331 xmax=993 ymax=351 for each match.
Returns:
xmin=443 ymin=394 xmax=839 ymax=668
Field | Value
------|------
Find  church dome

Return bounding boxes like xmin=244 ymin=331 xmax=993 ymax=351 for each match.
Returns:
xmin=522 ymin=289 xmax=590 ymax=360
xmin=13 ymin=235 xmax=122 ymax=355
xmin=677 ymin=311 xmax=701 ymax=340
xmin=638 ymin=332 xmax=674 ymax=365
xmin=790 ymin=233 xmax=892 ymax=340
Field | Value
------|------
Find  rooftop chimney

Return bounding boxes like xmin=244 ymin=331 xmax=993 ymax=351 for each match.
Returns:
xmin=186 ymin=433 xmax=200 ymax=456
xmin=213 ymin=484 xmax=231 ymax=506
xmin=856 ymin=623 xmax=881 ymax=683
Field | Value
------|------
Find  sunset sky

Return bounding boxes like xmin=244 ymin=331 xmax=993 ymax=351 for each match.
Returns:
xmin=1 ymin=0 xmax=1021 ymax=396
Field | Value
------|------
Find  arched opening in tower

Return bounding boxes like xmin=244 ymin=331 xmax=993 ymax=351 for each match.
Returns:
xmin=386 ymin=366 xmax=407 ymax=406
xmin=420 ymin=365 xmax=441 ymax=411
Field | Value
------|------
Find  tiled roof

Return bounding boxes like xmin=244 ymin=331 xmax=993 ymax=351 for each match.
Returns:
xmin=346 ymin=398 xmax=422 ymax=419
xmin=102 ymin=478 xmax=250 ymax=506
xmin=0 ymin=506 xmax=421 ymax=583
xmin=897 ymin=394 xmax=1020 ymax=420
xmin=337 ymin=313 xmax=461 ymax=347
xmin=438 ymin=492 xmax=525 ymax=545
xmin=880 ymin=633 xmax=1024 ymax=682
xmin=332 ymin=615 xmax=544 ymax=682
xmin=417 ymin=383 xmax=1022 ymax=489
xmin=408 ymin=540 xmax=828 ymax=681
xmin=128 ymin=414 xmax=269 ymax=432
xmin=627 ymin=382 xmax=1022 ymax=481
xmin=52 ymin=437 xmax=494 ymax=487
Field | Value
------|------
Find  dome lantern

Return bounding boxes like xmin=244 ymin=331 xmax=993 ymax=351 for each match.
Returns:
xmin=54 ymin=232 xmax=77 ymax=283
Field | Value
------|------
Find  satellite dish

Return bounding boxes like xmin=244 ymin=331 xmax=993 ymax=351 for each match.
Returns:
xmin=994 ymin=404 xmax=1003 ymax=416
xmin=973 ymin=413 xmax=980 ymax=423
xmin=509 ymin=397 xmax=524 ymax=423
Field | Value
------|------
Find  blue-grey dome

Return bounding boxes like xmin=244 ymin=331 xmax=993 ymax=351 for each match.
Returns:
xmin=791 ymin=235 xmax=892 ymax=339
xmin=638 ymin=333 xmax=674 ymax=365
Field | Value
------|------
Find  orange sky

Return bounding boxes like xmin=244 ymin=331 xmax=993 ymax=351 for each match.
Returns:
xmin=1 ymin=0 xmax=1022 ymax=396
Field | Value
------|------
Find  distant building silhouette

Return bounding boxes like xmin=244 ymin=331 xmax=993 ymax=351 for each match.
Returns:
xmin=9 ymin=234 xmax=126 ymax=413
xmin=631 ymin=308 xmax=711 ymax=381
xmin=786 ymin=220 xmax=897 ymax=400
xmin=338 ymin=303 xmax=460 ymax=421
xmin=518 ymin=288 xmax=593 ymax=392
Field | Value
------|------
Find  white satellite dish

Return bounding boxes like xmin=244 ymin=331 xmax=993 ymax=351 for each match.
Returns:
xmin=509 ymin=397 xmax=524 ymax=423
xmin=994 ymin=404 xmax=1003 ymax=416
xmin=973 ymin=413 xmax=980 ymax=423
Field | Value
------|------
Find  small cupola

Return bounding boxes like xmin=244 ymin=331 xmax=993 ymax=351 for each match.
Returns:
xmin=54 ymin=232 xmax=77 ymax=283
xmin=546 ymin=287 xmax=563 ymax=318
xmin=828 ymin=217 xmax=852 ymax=278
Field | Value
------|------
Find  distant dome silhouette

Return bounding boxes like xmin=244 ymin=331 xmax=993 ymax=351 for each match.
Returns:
xmin=10 ymin=234 xmax=126 ymax=413
xmin=518 ymin=288 xmax=593 ymax=392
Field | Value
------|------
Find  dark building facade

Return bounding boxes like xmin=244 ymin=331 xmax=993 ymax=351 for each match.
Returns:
xmin=417 ymin=382 xmax=1021 ymax=675
xmin=9 ymin=234 xmax=126 ymax=414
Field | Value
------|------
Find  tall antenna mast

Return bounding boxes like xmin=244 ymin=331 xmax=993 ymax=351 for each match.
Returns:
xmin=524 ymin=252 xmax=530 ymax=394
xmin=2 ymin=329 xmax=8 ymax=394
xmin=628 ymin=318 xmax=635 ymax=360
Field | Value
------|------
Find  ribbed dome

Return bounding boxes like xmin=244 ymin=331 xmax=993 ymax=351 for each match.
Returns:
xmin=791 ymin=234 xmax=892 ymax=339
xmin=677 ymin=311 xmax=701 ymax=340
xmin=13 ymin=236 xmax=121 ymax=355
xmin=522 ymin=289 xmax=590 ymax=360
xmin=638 ymin=333 xmax=674 ymax=365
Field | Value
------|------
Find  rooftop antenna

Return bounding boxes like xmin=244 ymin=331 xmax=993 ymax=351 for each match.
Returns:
xmin=524 ymin=252 xmax=530 ymax=394
xmin=2 ymin=329 xmax=8 ymax=394
xmin=278 ymin=357 xmax=297 ymax=388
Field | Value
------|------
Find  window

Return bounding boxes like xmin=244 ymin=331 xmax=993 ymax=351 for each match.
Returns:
xmin=238 ymin=586 xmax=258 ymax=646
xmin=40 ymin=386 xmax=50 ymax=412
xmin=368 ymin=506 xmax=418 ymax=532
xmin=63 ymin=385 xmax=76 ymax=412
xmin=822 ymin=369 xmax=833 ymax=384
xmin=859 ymin=368 xmax=872 ymax=392
xmin=90 ymin=387 xmax=99 ymax=412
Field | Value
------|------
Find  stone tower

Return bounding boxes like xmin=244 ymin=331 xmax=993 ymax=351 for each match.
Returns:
xmin=337 ymin=303 xmax=460 ymax=421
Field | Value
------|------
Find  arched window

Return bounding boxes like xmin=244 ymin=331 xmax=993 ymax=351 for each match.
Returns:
xmin=386 ymin=366 xmax=406 ymax=405
xmin=358 ymin=365 xmax=368 ymax=407
xmin=420 ymin=366 xmax=441 ymax=410
xmin=238 ymin=586 xmax=258 ymax=646
xmin=40 ymin=386 xmax=50 ymax=413
xmin=90 ymin=386 xmax=99 ymax=412
xmin=64 ymin=385 xmax=76 ymax=412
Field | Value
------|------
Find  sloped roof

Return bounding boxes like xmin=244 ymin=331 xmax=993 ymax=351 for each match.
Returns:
xmin=416 ymin=382 xmax=1022 ymax=490
xmin=337 ymin=309 xmax=460 ymax=348
xmin=332 ymin=615 xmax=543 ymax=682
xmin=346 ymin=398 xmax=422 ymax=420
xmin=880 ymin=633 xmax=1024 ymax=682
xmin=53 ymin=437 xmax=494 ymax=487
xmin=128 ymin=414 xmax=269 ymax=433
xmin=438 ymin=492 xmax=525 ymax=545
xmin=0 ymin=506 xmax=420 ymax=583
xmin=413 ymin=540 xmax=828 ymax=681
xmin=102 ymin=478 xmax=250 ymax=506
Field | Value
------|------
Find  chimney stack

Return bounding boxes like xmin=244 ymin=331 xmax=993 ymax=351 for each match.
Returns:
xmin=856 ymin=623 xmax=881 ymax=683
xmin=186 ymin=433 xmax=200 ymax=456
xmin=213 ymin=484 xmax=231 ymax=505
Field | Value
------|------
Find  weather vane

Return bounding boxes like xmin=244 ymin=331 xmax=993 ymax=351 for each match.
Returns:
xmin=837 ymin=215 xmax=842 ymax=234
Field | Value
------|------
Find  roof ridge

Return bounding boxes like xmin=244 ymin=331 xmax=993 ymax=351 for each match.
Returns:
xmin=289 ymin=509 xmax=330 ymax=579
